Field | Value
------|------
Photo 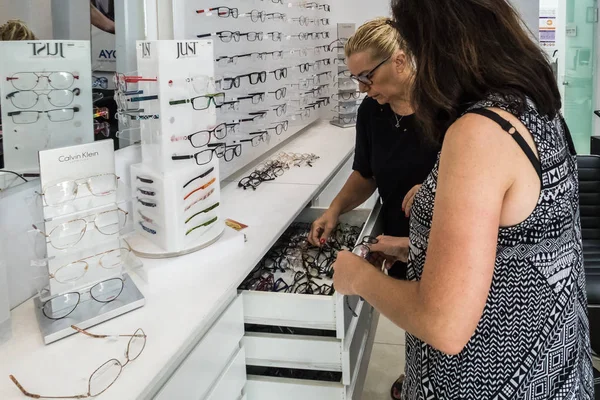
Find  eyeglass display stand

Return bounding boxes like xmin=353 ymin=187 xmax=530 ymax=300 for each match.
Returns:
xmin=330 ymin=23 xmax=358 ymax=129
xmin=0 ymin=40 xmax=94 ymax=174
xmin=125 ymin=40 xmax=238 ymax=258
xmin=32 ymin=141 xmax=145 ymax=344
xmin=33 ymin=273 xmax=145 ymax=345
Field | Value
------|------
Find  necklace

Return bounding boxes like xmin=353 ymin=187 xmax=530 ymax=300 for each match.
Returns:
xmin=394 ymin=112 xmax=404 ymax=128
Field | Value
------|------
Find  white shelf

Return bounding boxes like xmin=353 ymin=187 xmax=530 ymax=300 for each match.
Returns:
xmin=0 ymin=120 xmax=356 ymax=400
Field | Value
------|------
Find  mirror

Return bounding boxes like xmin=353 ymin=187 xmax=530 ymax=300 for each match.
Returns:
xmin=0 ymin=1 xmax=139 ymax=193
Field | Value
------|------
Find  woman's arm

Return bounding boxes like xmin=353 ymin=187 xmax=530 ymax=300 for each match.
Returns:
xmin=309 ymin=171 xmax=377 ymax=245
xmin=334 ymin=115 xmax=517 ymax=355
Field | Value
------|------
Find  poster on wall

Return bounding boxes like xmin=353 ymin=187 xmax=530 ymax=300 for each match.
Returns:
xmin=90 ymin=0 xmax=116 ymax=73
xmin=539 ymin=8 xmax=557 ymax=50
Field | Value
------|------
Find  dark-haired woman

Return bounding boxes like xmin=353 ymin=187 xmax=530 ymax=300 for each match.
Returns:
xmin=333 ymin=1 xmax=594 ymax=399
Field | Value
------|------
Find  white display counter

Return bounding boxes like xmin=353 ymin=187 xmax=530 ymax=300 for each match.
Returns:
xmin=0 ymin=120 xmax=381 ymax=400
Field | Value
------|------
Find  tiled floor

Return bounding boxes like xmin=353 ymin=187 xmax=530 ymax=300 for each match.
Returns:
xmin=362 ymin=315 xmax=405 ymax=400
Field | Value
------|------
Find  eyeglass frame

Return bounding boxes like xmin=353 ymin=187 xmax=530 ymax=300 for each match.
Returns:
xmin=349 ymin=56 xmax=391 ymax=86
xmin=10 ymin=325 xmax=146 ymax=399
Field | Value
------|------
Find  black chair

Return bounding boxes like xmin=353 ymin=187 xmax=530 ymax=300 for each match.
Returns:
xmin=578 ymin=155 xmax=600 ymax=352
xmin=577 ymin=155 xmax=600 ymax=395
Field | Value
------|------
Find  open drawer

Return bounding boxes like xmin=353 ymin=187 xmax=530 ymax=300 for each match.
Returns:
xmin=245 ymin=305 xmax=376 ymax=400
xmin=240 ymin=200 xmax=382 ymax=340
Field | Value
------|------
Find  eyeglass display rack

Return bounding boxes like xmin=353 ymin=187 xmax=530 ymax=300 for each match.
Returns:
xmin=123 ymin=40 xmax=231 ymax=258
xmin=0 ymin=40 xmax=95 ymax=174
xmin=330 ymin=23 xmax=361 ymax=129
xmin=28 ymin=140 xmax=145 ymax=344
xmin=172 ymin=0 xmax=335 ymax=181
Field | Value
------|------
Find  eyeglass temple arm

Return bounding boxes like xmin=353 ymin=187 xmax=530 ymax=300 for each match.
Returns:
xmin=172 ymin=155 xmax=194 ymax=160
xmin=196 ymin=8 xmax=217 ymax=14
xmin=9 ymin=375 xmax=88 ymax=399
xmin=31 ymin=225 xmax=49 ymax=238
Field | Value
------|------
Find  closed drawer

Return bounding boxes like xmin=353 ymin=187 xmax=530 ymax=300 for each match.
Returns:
xmin=246 ymin=374 xmax=345 ymax=400
xmin=155 ymin=294 xmax=244 ymax=400
xmin=241 ymin=202 xmax=382 ymax=340
xmin=244 ymin=298 xmax=372 ymax=386
xmin=243 ymin=332 xmax=342 ymax=372
xmin=206 ymin=346 xmax=247 ymax=400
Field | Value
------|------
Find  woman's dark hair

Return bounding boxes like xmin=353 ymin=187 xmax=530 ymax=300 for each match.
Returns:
xmin=390 ymin=0 xmax=562 ymax=143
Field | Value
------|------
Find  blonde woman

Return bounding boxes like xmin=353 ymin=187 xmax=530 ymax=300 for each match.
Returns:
xmin=309 ymin=18 xmax=439 ymax=398
xmin=0 ymin=19 xmax=37 ymax=41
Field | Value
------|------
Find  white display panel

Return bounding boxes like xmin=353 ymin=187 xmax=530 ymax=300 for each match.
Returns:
xmin=0 ymin=40 xmax=94 ymax=173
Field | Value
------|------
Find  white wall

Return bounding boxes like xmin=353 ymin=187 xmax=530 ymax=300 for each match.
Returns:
xmin=331 ymin=0 xmax=539 ymax=35
xmin=0 ymin=0 xmax=53 ymax=39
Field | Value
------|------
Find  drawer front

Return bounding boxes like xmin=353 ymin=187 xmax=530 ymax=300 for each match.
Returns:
xmin=337 ymin=201 xmax=383 ymax=341
xmin=206 ymin=346 xmax=247 ymax=400
xmin=246 ymin=375 xmax=344 ymax=400
xmin=242 ymin=290 xmax=336 ymax=331
xmin=243 ymin=332 xmax=342 ymax=371
xmin=155 ymin=294 xmax=244 ymax=400
xmin=342 ymin=300 xmax=373 ymax=386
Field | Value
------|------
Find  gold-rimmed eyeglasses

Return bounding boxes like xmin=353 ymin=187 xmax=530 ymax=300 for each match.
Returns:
xmin=38 ymin=174 xmax=119 ymax=207
xmin=33 ymin=208 xmax=129 ymax=250
xmin=9 ymin=325 xmax=146 ymax=399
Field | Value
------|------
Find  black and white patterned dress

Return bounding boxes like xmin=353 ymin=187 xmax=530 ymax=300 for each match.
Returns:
xmin=402 ymin=96 xmax=595 ymax=400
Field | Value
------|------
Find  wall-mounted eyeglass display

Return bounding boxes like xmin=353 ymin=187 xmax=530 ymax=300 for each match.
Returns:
xmin=217 ymin=101 xmax=240 ymax=112
xmin=172 ymin=145 xmax=225 ymax=166
xmin=272 ymin=103 xmax=287 ymax=116
xmin=169 ymin=93 xmax=225 ymax=110
xmin=334 ymin=104 xmax=360 ymax=114
xmin=267 ymin=120 xmax=289 ymax=135
xmin=333 ymin=115 xmax=357 ymax=125
xmin=240 ymin=131 xmax=269 ymax=147
xmin=39 ymin=174 xmax=118 ymax=206
xmin=6 ymin=71 xmax=79 ymax=91
xmin=196 ymin=6 xmax=239 ymax=18
xmin=238 ymin=92 xmax=265 ymax=104
xmin=240 ymin=10 xmax=266 ymax=22
xmin=6 ymin=88 xmax=81 ymax=109
xmin=33 ymin=208 xmax=128 ymax=250
xmin=266 ymin=12 xmax=286 ymax=20
xmin=269 ymin=87 xmax=287 ymax=100
xmin=185 ymin=203 xmax=220 ymax=224
xmin=270 ymin=68 xmax=288 ymax=80
xmin=7 ymin=107 xmax=80 ymax=124
xmin=40 ymin=277 xmax=125 ymax=320
xmin=331 ymin=91 xmax=362 ymax=101
xmin=268 ymin=31 xmax=283 ymax=41
xmin=49 ymin=247 xmax=132 ymax=284
xmin=297 ymin=63 xmax=314 ymax=73
xmin=186 ymin=216 xmax=218 ymax=236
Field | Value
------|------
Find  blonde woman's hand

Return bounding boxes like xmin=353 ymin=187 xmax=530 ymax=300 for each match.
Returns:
xmin=402 ymin=184 xmax=422 ymax=217
xmin=369 ymin=235 xmax=410 ymax=264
